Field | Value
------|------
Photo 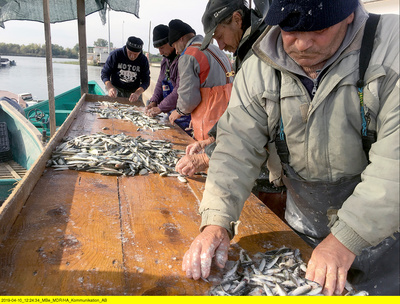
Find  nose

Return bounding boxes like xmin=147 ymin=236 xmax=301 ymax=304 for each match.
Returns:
xmin=294 ymin=33 xmax=313 ymax=52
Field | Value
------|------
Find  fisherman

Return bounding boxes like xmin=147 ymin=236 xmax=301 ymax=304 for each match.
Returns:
xmin=182 ymin=0 xmax=399 ymax=296
xmin=175 ymin=0 xmax=279 ymax=181
xmin=101 ymin=36 xmax=150 ymax=103
xmin=144 ymin=24 xmax=191 ymax=134
xmin=167 ymin=19 xmax=234 ymax=141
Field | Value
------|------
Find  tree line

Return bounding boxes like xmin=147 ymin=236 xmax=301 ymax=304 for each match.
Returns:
xmin=0 ymin=42 xmax=79 ymax=58
xmin=0 ymin=39 xmax=114 ymax=59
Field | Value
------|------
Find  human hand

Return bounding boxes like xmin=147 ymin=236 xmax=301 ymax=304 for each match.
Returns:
xmin=107 ymin=87 xmax=117 ymax=98
xmin=145 ymin=101 xmax=157 ymax=111
xmin=186 ymin=141 xmax=205 ymax=155
xmin=305 ymin=233 xmax=356 ymax=295
xmin=175 ymin=153 xmax=209 ymax=176
xmin=147 ymin=107 xmax=162 ymax=117
xmin=129 ymin=92 xmax=140 ymax=103
xmin=182 ymin=225 xmax=230 ymax=280
xmin=169 ymin=110 xmax=181 ymax=125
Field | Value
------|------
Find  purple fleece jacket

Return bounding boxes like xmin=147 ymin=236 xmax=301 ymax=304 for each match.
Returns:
xmin=149 ymin=54 xmax=180 ymax=112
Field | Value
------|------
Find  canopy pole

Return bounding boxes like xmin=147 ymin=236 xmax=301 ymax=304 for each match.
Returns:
xmin=43 ymin=0 xmax=56 ymax=137
xmin=77 ymin=0 xmax=88 ymax=95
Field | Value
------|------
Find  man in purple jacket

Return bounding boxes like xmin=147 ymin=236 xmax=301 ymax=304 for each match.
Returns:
xmin=145 ymin=24 xmax=191 ymax=133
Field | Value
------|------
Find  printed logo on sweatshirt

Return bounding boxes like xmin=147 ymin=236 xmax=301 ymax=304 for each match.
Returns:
xmin=117 ymin=63 xmax=141 ymax=83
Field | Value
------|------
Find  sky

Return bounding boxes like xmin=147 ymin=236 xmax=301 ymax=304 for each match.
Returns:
xmin=0 ymin=0 xmax=209 ymax=55
xmin=0 ymin=0 xmax=398 ymax=55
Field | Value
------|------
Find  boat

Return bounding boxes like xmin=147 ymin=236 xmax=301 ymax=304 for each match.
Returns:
xmin=0 ymin=92 xmax=314 ymax=295
xmin=0 ymin=58 xmax=10 ymax=67
xmin=24 ymin=80 xmax=105 ymax=136
xmin=0 ymin=98 xmax=44 ymax=203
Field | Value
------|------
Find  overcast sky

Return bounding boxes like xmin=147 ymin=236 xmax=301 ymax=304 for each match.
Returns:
xmin=0 ymin=0 xmax=398 ymax=55
xmin=0 ymin=0 xmax=209 ymax=54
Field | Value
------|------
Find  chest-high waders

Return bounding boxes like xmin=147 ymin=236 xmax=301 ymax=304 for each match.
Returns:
xmin=163 ymin=63 xmax=192 ymax=136
xmin=275 ymin=14 xmax=399 ymax=295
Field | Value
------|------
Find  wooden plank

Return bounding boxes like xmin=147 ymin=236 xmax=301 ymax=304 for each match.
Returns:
xmin=0 ymin=170 xmax=125 ymax=295
xmin=118 ymin=174 xmax=209 ymax=295
xmin=3 ymin=163 xmax=22 ymax=179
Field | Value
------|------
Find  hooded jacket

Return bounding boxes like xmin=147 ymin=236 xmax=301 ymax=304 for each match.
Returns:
xmin=199 ymin=5 xmax=399 ymax=256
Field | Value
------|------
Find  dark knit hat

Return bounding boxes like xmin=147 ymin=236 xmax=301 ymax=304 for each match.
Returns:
xmin=153 ymin=24 xmax=170 ymax=48
xmin=168 ymin=19 xmax=196 ymax=45
xmin=126 ymin=36 xmax=143 ymax=52
xmin=201 ymin=0 xmax=243 ymax=50
xmin=265 ymin=0 xmax=359 ymax=32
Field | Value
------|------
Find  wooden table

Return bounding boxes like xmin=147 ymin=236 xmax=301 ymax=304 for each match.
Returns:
xmin=0 ymin=95 xmax=312 ymax=295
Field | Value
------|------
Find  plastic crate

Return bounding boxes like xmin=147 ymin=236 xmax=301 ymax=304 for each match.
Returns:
xmin=0 ymin=122 xmax=12 ymax=162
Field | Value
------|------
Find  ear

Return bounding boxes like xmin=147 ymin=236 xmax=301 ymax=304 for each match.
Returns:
xmin=232 ymin=11 xmax=243 ymax=28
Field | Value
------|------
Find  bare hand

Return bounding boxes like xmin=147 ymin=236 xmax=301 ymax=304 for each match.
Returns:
xmin=175 ymin=154 xmax=209 ymax=177
xmin=145 ymin=106 xmax=162 ymax=117
xmin=169 ymin=110 xmax=181 ymax=125
xmin=107 ymin=87 xmax=117 ymax=98
xmin=182 ymin=225 xmax=230 ymax=280
xmin=145 ymin=101 xmax=157 ymax=111
xmin=129 ymin=92 xmax=140 ymax=103
xmin=305 ymin=233 xmax=356 ymax=295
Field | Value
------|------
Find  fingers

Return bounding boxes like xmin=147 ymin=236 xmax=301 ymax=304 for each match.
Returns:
xmin=182 ymin=226 xmax=230 ymax=280
xmin=175 ymin=156 xmax=196 ymax=176
xmin=335 ymin=267 xmax=348 ymax=295
xmin=305 ymin=234 xmax=356 ymax=296
xmin=214 ymin=242 xmax=229 ymax=269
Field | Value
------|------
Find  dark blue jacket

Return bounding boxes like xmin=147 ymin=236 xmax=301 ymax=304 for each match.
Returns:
xmin=101 ymin=46 xmax=150 ymax=93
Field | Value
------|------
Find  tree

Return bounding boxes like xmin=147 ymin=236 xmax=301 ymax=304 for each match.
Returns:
xmin=93 ymin=38 xmax=108 ymax=47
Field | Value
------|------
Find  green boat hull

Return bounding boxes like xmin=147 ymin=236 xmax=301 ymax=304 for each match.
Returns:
xmin=24 ymin=81 xmax=105 ymax=133
xmin=0 ymin=101 xmax=44 ymax=202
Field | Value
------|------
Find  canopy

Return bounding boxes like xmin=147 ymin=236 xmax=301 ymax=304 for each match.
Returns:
xmin=0 ymin=0 xmax=139 ymax=28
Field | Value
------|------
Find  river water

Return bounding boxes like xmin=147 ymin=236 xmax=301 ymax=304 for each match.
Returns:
xmin=0 ymin=55 xmax=105 ymax=100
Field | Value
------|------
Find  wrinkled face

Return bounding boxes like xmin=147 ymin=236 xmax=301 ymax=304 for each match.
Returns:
xmin=212 ymin=12 xmax=243 ymax=53
xmin=126 ymin=49 xmax=141 ymax=61
xmin=158 ymin=43 xmax=176 ymax=57
xmin=281 ymin=13 xmax=354 ymax=69
xmin=172 ymin=38 xmax=186 ymax=55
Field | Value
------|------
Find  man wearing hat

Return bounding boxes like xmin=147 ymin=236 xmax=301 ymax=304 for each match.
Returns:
xmin=167 ymin=19 xmax=234 ymax=140
xmin=145 ymin=24 xmax=191 ymax=134
xmin=101 ymin=36 xmax=150 ymax=103
xmin=182 ymin=0 xmax=399 ymax=296
xmin=175 ymin=0 xmax=283 ymax=189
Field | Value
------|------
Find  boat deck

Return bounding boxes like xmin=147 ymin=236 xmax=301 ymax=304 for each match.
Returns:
xmin=0 ymin=161 xmax=27 ymax=180
xmin=0 ymin=94 xmax=313 ymax=295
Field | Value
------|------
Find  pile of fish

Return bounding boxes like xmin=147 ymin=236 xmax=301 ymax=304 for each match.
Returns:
xmin=208 ymin=247 xmax=368 ymax=296
xmin=86 ymin=101 xmax=170 ymax=131
xmin=47 ymin=132 xmax=184 ymax=178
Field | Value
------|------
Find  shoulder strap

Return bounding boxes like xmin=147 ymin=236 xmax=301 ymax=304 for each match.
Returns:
xmin=357 ymin=13 xmax=381 ymax=89
xmin=205 ymin=48 xmax=235 ymax=84
xmin=357 ymin=13 xmax=380 ymax=162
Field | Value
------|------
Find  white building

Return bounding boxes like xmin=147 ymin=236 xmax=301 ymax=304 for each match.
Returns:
xmin=87 ymin=46 xmax=116 ymax=65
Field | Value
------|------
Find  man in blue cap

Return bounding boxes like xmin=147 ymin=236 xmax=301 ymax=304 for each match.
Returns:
xmin=182 ymin=0 xmax=399 ymax=296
